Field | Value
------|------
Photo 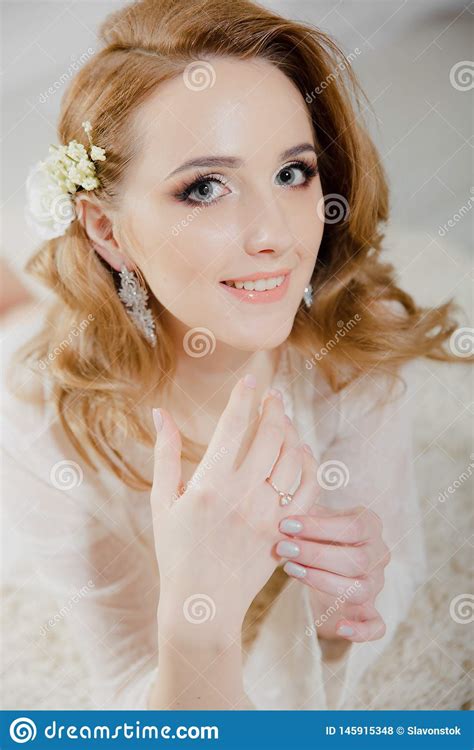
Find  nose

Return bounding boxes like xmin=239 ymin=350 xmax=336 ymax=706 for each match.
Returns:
xmin=239 ymin=188 xmax=294 ymax=259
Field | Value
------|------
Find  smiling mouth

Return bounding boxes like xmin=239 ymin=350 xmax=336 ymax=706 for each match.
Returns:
xmin=221 ymin=274 xmax=287 ymax=292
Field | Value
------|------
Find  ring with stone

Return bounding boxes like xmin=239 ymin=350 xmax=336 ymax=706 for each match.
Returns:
xmin=266 ymin=478 xmax=294 ymax=507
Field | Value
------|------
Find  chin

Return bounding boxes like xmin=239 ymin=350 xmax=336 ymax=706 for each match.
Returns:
xmin=225 ymin=327 xmax=292 ymax=352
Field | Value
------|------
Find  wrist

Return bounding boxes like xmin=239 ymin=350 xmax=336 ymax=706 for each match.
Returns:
xmin=157 ymin=597 xmax=243 ymax=652
xmin=158 ymin=622 xmax=245 ymax=693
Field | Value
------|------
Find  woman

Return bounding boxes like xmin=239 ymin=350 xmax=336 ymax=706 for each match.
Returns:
xmin=2 ymin=0 xmax=463 ymax=710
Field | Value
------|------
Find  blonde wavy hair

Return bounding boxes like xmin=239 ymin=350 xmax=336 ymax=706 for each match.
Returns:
xmin=12 ymin=0 xmax=463 ymax=493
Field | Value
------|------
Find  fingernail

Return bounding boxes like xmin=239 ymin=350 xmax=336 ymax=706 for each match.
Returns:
xmin=152 ymin=408 xmax=163 ymax=432
xmin=284 ymin=415 xmax=292 ymax=425
xmin=279 ymin=518 xmax=303 ymax=534
xmin=283 ymin=561 xmax=307 ymax=578
xmin=337 ymin=624 xmax=354 ymax=637
xmin=243 ymin=373 xmax=257 ymax=389
xmin=302 ymin=443 xmax=313 ymax=455
xmin=268 ymin=387 xmax=282 ymax=399
xmin=276 ymin=540 xmax=300 ymax=558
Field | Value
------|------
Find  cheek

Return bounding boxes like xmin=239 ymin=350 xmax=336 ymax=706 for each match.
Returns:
xmin=285 ymin=182 xmax=325 ymax=249
xmin=161 ymin=219 xmax=238 ymax=290
xmin=291 ymin=211 xmax=324 ymax=264
xmin=142 ymin=225 xmax=226 ymax=311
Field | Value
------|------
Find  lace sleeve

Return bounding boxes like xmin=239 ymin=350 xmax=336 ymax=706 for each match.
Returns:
xmin=2 ymin=446 xmax=159 ymax=709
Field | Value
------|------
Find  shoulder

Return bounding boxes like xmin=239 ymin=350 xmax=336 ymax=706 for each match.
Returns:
xmin=0 ymin=302 xmax=147 ymax=540
xmin=0 ymin=301 xmax=53 ymax=472
xmin=0 ymin=301 xmax=89 ymax=486
xmin=284 ymin=297 xmax=419 ymax=436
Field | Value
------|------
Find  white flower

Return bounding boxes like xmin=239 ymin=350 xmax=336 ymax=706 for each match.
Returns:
xmin=25 ymin=162 xmax=76 ymax=240
xmin=81 ymin=176 xmax=99 ymax=190
xmin=66 ymin=141 xmax=88 ymax=161
xmin=90 ymin=145 xmax=106 ymax=162
xmin=25 ymin=120 xmax=106 ymax=239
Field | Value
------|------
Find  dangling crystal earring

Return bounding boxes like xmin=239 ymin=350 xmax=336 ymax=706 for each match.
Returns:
xmin=117 ymin=264 xmax=157 ymax=347
xmin=303 ymin=283 xmax=314 ymax=309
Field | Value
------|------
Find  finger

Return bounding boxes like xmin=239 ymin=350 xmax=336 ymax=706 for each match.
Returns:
xmin=263 ymin=411 xmax=303 ymax=496
xmin=151 ymin=407 xmax=182 ymax=511
xmin=337 ymin=601 xmax=379 ymax=622
xmin=282 ymin=563 xmax=371 ymax=604
xmin=275 ymin=537 xmax=369 ymax=578
xmin=280 ymin=413 xmax=300 ymax=451
xmin=288 ymin=444 xmax=321 ymax=514
xmin=202 ymin=373 xmax=259 ymax=471
xmin=238 ymin=389 xmax=287 ymax=479
xmin=278 ymin=509 xmax=370 ymax=544
xmin=268 ymin=445 xmax=303 ymax=499
xmin=335 ymin=613 xmax=386 ymax=642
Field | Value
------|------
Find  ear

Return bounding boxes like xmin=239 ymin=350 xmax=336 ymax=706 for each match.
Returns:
xmin=74 ymin=193 xmax=133 ymax=273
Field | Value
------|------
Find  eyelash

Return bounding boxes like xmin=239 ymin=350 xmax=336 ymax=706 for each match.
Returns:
xmin=173 ymin=159 xmax=319 ymax=207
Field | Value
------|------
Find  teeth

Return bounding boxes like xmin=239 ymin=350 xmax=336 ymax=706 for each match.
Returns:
xmin=224 ymin=275 xmax=285 ymax=291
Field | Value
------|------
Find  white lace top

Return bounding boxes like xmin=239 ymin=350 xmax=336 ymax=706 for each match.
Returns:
xmin=1 ymin=303 xmax=427 ymax=710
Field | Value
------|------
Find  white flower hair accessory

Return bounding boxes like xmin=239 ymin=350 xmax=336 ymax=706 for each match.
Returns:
xmin=25 ymin=120 xmax=106 ymax=240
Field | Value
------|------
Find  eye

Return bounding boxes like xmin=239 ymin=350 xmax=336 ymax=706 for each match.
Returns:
xmin=275 ymin=160 xmax=318 ymax=188
xmin=174 ymin=172 xmax=230 ymax=207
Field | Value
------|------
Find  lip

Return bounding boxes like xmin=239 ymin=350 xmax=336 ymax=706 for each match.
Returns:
xmin=219 ymin=271 xmax=291 ymax=305
xmin=220 ymin=268 xmax=292 ymax=283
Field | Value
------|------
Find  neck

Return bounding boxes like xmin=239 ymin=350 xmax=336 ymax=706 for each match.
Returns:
xmin=160 ymin=314 xmax=284 ymax=445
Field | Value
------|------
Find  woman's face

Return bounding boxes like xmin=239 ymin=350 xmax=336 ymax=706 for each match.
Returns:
xmin=121 ymin=56 xmax=324 ymax=351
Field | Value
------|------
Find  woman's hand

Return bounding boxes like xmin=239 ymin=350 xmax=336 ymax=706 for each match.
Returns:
xmin=275 ymin=448 xmax=391 ymax=643
xmin=150 ymin=375 xmax=317 ymax=646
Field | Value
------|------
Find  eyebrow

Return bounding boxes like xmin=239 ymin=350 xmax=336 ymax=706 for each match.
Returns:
xmin=164 ymin=142 xmax=317 ymax=180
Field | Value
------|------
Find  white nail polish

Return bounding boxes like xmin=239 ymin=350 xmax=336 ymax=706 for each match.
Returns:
xmin=279 ymin=518 xmax=303 ymax=534
xmin=277 ymin=540 xmax=300 ymax=558
xmin=337 ymin=625 xmax=354 ymax=637
xmin=283 ymin=561 xmax=306 ymax=578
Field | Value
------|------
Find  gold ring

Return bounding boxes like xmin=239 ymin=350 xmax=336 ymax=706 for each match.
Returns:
xmin=266 ymin=478 xmax=294 ymax=507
